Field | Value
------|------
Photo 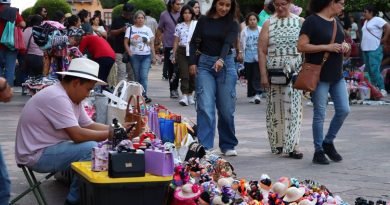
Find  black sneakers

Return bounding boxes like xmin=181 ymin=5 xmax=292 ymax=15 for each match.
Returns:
xmin=312 ymin=150 xmax=330 ymax=165
xmin=322 ymin=142 xmax=343 ymax=162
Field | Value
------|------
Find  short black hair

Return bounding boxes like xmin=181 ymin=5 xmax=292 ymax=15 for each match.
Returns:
xmin=62 ymin=75 xmax=93 ymax=85
xmin=245 ymin=12 xmax=259 ymax=25
xmin=178 ymin=5 xmax=195 ymax=23
xmin=309 ymin=0 xmax=342 ymax=13
xmin=28 ymin=14 xmax=43 ymax=27
xmin=145 ymin=9 xmax=151 ymax=16
xmin=67 ymin=15 xmax=80 ymax=28
xmin=364 ymin=5 xmax=378 ymax=16
xmin=78 ymin=9 xmax=89 ymax=23
xmin=52 ymin=11 xmax=64 ymax=22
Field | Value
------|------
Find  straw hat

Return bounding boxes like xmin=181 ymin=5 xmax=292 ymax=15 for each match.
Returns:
xmin=283 ymin=187 xmax=305 ymax=202
xmin=57 ymin=58 xmax=106 ymax=85
xmin=271 ymin=182 xmax=287 ymax=197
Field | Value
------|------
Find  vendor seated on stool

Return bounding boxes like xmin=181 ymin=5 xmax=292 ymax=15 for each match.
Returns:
xmin=15 ymin=58 xmax=109 ymax=205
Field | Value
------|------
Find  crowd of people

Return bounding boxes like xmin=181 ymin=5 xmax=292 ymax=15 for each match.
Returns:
xmin=0 ymin=0 xmax=390 ymax=204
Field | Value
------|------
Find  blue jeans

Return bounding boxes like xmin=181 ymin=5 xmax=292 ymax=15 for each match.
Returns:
xmin=312 ymin=78 xmax=350 ymax=152
xmin=363 ymin=46 xmax=384 ymax=90
xmin=31 ymin=141 xmax=97 ymax=204
xmin=0 ymin=146 xmax=10 ymax=205
xmin=196 ymin=54 xmax=238 ymax=152
xmin=130 ymin=54 xmax=151 ymax=96
xmin=0 ymin=49 xmax=18 ymax=86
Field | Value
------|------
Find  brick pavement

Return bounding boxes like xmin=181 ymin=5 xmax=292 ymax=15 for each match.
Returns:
xmin=1 ymin=65 xmax=389 ymax=205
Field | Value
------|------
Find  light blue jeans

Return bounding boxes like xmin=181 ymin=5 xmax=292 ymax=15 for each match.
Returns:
xmin=0 ymin=146 xmax=10 ymax=205
xmin=363 ymin=46 xmax=384 ymax=90
xmin=0 ymin=49 xmax=18 ymax=86
xmin=196 ymin=54 xmax=238 ymax=152
xmin=130 ymin=54 xmax=151 ymax=96
xmin=31 ymin=141 xmax=97 ymax=204
xmin=312 ymin=78 xmax=350 ymax=152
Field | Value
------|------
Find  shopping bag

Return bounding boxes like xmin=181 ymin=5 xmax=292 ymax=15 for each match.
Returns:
xmin=147 ymin=106 xmax=161 ymax=139
xmin=14 ymin=26 xmax=26 ymax=52
xmin=145 ymin=147 xmax=174 ymax=176
xmin=104 ymin=80 xmax=129 ymax=124
xmin=94 ymin=94 xmax=108 ymax=124
xmin=174 ymin=122 xmax=188 ymax=148
xmin=125 ymin=95 xmax=148 ymax=138
xmin=0 ymin=21 xmax=15 ymax=50
xmin=159 ymin=118 xmax=174 ymax=143
xmin=91 ymin=140 xmax=111 ymax=172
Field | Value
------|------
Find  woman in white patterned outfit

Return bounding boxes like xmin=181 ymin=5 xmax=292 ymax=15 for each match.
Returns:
xmin=258 ymin=0 xmax=304 ymax=159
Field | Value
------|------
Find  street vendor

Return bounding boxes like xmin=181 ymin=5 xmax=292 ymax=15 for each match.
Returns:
xmin=15 ymin=58 xmax=109 ymax=205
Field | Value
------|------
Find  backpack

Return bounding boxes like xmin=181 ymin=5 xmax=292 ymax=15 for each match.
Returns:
xmin=32 ymin=23 xmax=57 ymax=47
xmin=0 ymin=21 xmax=15 ymax=49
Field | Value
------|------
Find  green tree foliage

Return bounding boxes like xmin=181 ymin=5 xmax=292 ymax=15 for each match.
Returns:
xmin=21 ymin=7 xmax=33 ymax=21
xmin=112 ymin=4 xmax=124 ymax=19
xmin=128 ymin=0 xmax=165 ymax=21
xmin=237 ymin=0 xmax=263 ymax=15
xmin=100 ymin=0 xmax=128 ymax=9
xmin=32 ymin=0 xmax=71 ymax=20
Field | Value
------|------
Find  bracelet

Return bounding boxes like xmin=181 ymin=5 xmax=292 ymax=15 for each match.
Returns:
xmin=217 ymin=58 xmax=224 ymax=64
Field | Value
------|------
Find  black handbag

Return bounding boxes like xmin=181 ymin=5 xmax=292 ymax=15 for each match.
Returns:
xmin=108 ymin=147 xmax=145 ymax=178
xmin=184 ymin=142 xmax=206 ymax=161
xmin=268 ymin=69 xmax=293 ymax=85
xmin=122 ymin=52 xmax=130 ymax=64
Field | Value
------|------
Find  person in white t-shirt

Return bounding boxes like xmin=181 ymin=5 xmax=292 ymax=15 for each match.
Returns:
xmin=124 ymin=10 xmax=156 ymax=103
xmin=361 ymin=5 xmax=390 ymax=96
xmin=349 ymin=16 xmax=359 ymax=42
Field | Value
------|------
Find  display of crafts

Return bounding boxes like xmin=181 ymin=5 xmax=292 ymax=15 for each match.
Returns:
xmin=170 ymin=154 xmax=349 ymax=205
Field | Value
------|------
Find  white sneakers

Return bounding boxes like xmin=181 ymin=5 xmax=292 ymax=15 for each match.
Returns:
xmin=188 ymin=95 xmax=195 ymax=105
xmin=179 ymin=94 xmax=195 ymax=106
xmin=249 ymin=94 xmax=261 ymax=104
xmin=179 ymin=95 xmax=189 ymax=106
xmin=380 ymin=89 xmax=388 ymax=97
xmin=223 ymin=149 xmax=238 ymax=156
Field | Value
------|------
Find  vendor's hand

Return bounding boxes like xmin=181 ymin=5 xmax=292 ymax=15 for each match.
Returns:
xmin=213 ymin=60 xmax=224 ymax=72
xmin=127 ymin=50 xmax=132 ymax=56
xmin=327 ymin=43 xmax=343 ymax=53
xmin=341 ymin=42 xmax=350 ymax=53
xmin=189 ymin=65 xmax=197 ymax=76
xmin=260 ymin=75 xmax=270 ymax=89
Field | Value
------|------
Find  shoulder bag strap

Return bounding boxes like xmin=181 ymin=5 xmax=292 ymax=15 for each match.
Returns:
xmin=365 ymin=21 xmax=381 ymax=40
xmin=168 ymin=12 xmax=177 ymax=25
xmin=321 ymin=19 xmax=338 ymax=66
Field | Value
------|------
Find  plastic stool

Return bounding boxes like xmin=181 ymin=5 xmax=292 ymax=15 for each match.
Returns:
xmin=9 ymin=165 xmax=55 ymax=205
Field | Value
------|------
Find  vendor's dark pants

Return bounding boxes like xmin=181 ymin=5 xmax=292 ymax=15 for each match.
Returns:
xmin=244 ymin=62 xmax=262 ymax=97
xmin=164 ymin=47 xmax=179 ymax=91
xmin=24 ymin=54 xmax=44 ymax=77
xmin=95 ymin=57 xmax=115 ymax=82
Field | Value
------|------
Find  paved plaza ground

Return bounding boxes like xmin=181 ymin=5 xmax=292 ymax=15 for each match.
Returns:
xmin=1 ymin=65 xmax=389 ymax=205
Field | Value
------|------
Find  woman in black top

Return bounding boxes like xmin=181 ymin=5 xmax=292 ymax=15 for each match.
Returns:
xmin=189 ymin=0 xmax=239 ymax=156
xmin=298 ymin=0 xmax=351 ymax=165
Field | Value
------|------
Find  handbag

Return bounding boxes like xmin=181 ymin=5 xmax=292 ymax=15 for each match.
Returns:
xmin=104 ymin=80 xmax=129 ymax=124
xmin=108 ymin=148 xmax=145 ymax=178
xmin=125 ymin=95 xmax=148 ymax=138
xmin=293 ymin=20 xmax=337 ymax=92
xmin=268 ymin=69 xmax=293 ymax=85
xmin=147 ymin=106 xmax=161 ymax=139
xmin=145 ymin=146 xmax=174 ymax=176
xmin=91 ymin=140 xmax=111 ymax=172
xmin=159 ymin=118 xmax=175 ymax=143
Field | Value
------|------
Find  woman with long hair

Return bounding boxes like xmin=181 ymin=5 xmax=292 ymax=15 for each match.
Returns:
xmin=172 ymin=5 xmax=197 ymax=106
xmin=187 ymin=0 xmax=201 ymax=20
xmin=124 ymin=10 xmax=156 ymax=103
xmin=258 ymin=0 xmax=305 ymax=159
xmin=298 ymin=0 xmax=350 ymax=164
xmin=189 ymin=0 xmax=240 ymax=156
xmin=90 ymin=15 xmax=107 ymax=38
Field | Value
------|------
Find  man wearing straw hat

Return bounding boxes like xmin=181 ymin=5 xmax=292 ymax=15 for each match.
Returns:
xmin=15 ymin=58 xmax=109 ymax=205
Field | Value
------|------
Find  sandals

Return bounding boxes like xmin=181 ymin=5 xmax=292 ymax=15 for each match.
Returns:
xmin=289 ymin=150 xmax=304 ymax=159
